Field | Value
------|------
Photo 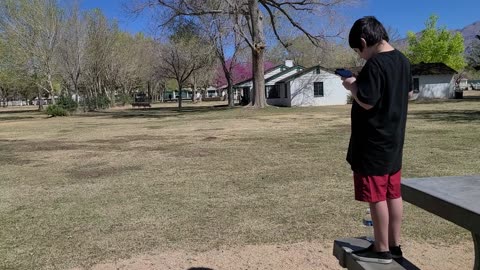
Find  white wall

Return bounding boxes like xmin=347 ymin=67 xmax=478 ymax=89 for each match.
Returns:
xmin=289 ymin=70 xmax=348 ymax=107
xmin=413 ymin=74 xmax=455 ymax=99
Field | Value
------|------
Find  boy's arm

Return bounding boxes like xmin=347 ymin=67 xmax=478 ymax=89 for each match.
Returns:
xmin=342 ymin=77 xmax=374 ymax=110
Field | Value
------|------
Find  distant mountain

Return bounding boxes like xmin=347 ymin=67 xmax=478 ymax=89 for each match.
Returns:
xmin=394 ymin=20 xmax=480 ymax=54
xmin=459 ymin=20 xmax=480 ymax=50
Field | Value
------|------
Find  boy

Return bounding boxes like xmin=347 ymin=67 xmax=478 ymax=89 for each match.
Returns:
xmin=341 ymin=16 xmax=412 ymax=264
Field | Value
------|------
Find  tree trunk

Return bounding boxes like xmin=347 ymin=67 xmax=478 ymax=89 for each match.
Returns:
xmin=178 ymin=84 xmax=183 ymax=110
xmin=227 ymin=77 xmax=234 ymax=108
xmin=74 ymin=82 xmax=79 ymax=104
xmin=47 ymin=74 xmax=56 ymax=105
xmin=192 ymin=77 xmax=197 ymax=102
xmin=249 ymin=0 xmax=267 ymax=108
xmin=221 ymin=59 xmax=235 ymax=107
xmin=37 ymin=87 xmax=43 ymax=111
xmin=147 ymin=81 xmax=153 ymax=102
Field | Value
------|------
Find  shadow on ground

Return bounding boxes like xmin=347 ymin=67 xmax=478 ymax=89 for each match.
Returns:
xmin=81 ymin=104 xmax=233 ymax=119
xmin=409 ymin=109 xmax=480 ymax=123
xmin=0 ymin=108 xmax=39 ymax=114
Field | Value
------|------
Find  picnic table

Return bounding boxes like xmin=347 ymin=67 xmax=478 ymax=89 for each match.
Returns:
xmin=401 ymin=175 xmax=480 ymax=270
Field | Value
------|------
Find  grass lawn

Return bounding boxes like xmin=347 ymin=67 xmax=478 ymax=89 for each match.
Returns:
xmin=1 ymin=99 xmax=479 ymax=269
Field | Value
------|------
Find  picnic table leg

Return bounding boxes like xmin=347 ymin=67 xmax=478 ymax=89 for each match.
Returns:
xmin=474 ymin=232 xmax=479 ymax=270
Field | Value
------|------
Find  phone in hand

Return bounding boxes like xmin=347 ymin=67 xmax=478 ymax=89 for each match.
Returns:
xmin=335 ymin=68 xmax=353 ymax=78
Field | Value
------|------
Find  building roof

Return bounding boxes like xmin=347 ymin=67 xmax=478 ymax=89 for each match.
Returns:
xmin=234 ymin=64 xmax=304 ymax=87
xmin=277 ymin=65 xmax=335 ymax=83
xmin=265 ymin=65 xmax=304 ymax=83
xmin=412 ymin=62 xmax=457 ymax=76
xmin=233 ymin=65 xmax=283 ymax=87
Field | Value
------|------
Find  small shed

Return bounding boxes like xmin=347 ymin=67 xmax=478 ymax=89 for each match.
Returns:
xmin=411 ymin=62 xmax=457 ymax=100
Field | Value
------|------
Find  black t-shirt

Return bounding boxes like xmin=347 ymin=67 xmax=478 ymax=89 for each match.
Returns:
xmin=347 ymin=49 xmax=411 ymax=175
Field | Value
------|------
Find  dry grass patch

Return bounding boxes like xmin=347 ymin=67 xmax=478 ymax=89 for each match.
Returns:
xmin=0 ymin=100 xmax=479 ymax=269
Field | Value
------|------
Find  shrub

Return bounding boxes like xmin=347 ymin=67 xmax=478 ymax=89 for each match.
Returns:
xmin=83 ymin=95 xmax=111 ymax=111
xmin=46 ymin=105 xmax=68 ymax=117
xmin=56 ymin=96 xmax=78 ymax=112
xmin=347 ymin=94 xmax=354 ymax=104
xmin=117 ymin=94 xmax=133 ymax=106
xmin=96 ymin=95 xmax=111 ymax=109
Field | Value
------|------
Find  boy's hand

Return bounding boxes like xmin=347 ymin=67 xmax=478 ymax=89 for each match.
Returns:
xmin=342 ymin=77 xmax=357 ymax=91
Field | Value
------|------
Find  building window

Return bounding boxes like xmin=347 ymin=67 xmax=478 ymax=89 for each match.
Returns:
xmin=315 ymin=67 xmax=321 ymax=74
xmin=314 ymin=82 xmax=324 ymax=97
xmin=266 ymin=85 xmax=280 ymax=99
xmin=413 ymin=78 xmax=420 ymax=93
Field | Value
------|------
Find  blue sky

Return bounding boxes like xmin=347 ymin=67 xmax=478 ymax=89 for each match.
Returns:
xmin=80 ymin=0 xmax=479 ymax=38
xmin=348 ymin=0 xmax=480 ymax=37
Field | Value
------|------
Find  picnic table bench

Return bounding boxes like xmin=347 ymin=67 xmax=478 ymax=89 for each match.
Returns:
xmin=333 ymin=175 xmax=480 ymax=270
xmin=402 ymin=175 xmax=480 ymax=270
xmin=333 ymin=238 xmax=419 ymax=270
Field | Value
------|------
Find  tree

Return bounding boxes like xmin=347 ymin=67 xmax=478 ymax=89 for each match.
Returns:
xmin=406 ymin=15 xmax=466 ymax=71
xmin=0 ymin=0 xmax=63 ymax=109
xmin=129 ymin=0 xmax=352 ymax=108
xmin=197 ymin=11 xmax=244 ymax=107
xmin=58 ymin=2 xmax=87 ymax=104
xmin=157 ymin=20 xmax=214 ymax=110
xmin=82 ymin=9 xmax=118 ymax=110
xmin=265 ymin=36 xmax=360 ymax=68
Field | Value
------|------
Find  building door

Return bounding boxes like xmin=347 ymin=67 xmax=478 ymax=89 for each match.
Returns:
xmin=242 ymin=87 xmax=251 ymax=104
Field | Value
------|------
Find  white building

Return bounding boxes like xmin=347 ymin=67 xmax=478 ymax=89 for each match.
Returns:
xmin=411 ymin=62 xmax=457 ymax=100
xmin=234 ymin=60 xmax=304 ymax=104
xmin=268 ymin=65 xmax=349 ymax=107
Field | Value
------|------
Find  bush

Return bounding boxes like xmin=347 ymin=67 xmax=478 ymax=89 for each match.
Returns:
xmin=46 ymin=105 xmax=68 ymax=117
xmin=347 ymin=94 xmax=354 ymax=104
xmin=83 ymin=95 xmax=111 ymax=111
xmin=56 ymin=96 xmax=78 ymax=112
xmin=117 ymin=94 xmax=133 ymax=106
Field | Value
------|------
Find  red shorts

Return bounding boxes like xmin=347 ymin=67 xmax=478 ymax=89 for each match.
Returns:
xmin=353 ymin=170 xmax=402 ymax=203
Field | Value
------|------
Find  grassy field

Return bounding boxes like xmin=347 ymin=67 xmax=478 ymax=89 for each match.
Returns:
xmin=1 ymin=99 xmax=479 ymax=269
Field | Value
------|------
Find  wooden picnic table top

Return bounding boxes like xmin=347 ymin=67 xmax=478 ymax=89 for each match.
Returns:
xmin=402 ymin=175 xmax=480 ymax=270
xmin=401 ymin=175 xmax=480 ymax=234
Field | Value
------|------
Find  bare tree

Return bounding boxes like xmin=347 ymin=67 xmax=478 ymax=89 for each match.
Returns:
xmin=0 ymin=0 xmax=63 ymax=109
xmin=197 ymin=12 xmax=243 ymax=107
xmin=156 ymin=22 xmax=214 ymax=110
xmin=58 ymin=2 xmax=87 ymax=104
xmin=83 ymin=9 xmax=118 ymax=110
xmin=129 ymin=0 xmax=354 ymax=108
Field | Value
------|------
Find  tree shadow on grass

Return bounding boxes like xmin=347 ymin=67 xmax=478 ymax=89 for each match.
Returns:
xmin=0 ymin=116 xmax=36 ymax=121
xmin=0 ymin=109 xmax=45 ymax=121
xmin=82 ymin=104 xmax=233 ymax=119
xmin=409 ymin=110 xmax=480 ymax=123
xmin=0 ymin=108 xmax=39 ymax=114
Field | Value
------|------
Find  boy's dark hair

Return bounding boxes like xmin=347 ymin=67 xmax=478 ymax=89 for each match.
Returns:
xmin=349 ymin=16 xmax=389 ymax=51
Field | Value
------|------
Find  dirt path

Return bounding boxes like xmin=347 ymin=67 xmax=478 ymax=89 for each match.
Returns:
xmin=73 ymin=240 xmax=473 ymax=270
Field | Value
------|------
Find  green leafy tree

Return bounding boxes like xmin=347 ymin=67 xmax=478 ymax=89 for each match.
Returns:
xmin=406 ymin=15 xmax=466 ymax=71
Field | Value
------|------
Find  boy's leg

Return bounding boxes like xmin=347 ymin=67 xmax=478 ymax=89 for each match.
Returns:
xmin=387 ymin=197 xmax=403 ymax=246
xmin=370 ymin=201 xmax=389 ymax=252
xmin=386 ymin=170 xmax=403 ymax=247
